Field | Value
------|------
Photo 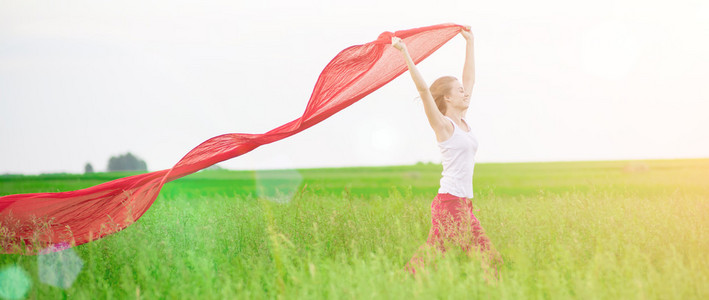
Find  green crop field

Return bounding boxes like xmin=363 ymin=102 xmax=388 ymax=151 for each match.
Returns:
xmin=1 ymin=159 xmax=708 ymax=299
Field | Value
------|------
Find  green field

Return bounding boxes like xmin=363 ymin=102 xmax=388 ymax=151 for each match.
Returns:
xmin=1 ymin=159 xmax=708 ymax=299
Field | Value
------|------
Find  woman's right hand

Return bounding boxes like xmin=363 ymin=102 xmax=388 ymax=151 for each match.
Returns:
xmin=391 ymin=37 xmax=407 ymax=52
xmin=460 ymin=26 xmax=473 ymax=41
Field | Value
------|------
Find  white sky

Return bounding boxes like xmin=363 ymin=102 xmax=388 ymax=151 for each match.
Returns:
xmin=1 ymin=0 xmax=708 ymax=174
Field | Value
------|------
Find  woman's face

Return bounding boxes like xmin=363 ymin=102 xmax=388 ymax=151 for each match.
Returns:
xmin=446 ymin=80 xmax=470 ymax=110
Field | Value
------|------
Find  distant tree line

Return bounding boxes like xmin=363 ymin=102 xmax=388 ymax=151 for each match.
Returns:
xmin=107 ymin=152 xmax=148 ymax=172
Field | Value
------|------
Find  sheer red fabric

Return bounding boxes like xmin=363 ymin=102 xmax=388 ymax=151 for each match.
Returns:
xmin=0 ymin=23 xmax=464 ymax=254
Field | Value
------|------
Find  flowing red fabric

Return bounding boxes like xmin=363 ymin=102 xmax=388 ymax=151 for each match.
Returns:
xmin=0 ymin=23 xmax=464 ymax=254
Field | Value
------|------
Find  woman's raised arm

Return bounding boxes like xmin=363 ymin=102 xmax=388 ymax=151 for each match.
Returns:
xmin=392 ymin=37 xmax=452 ymax=142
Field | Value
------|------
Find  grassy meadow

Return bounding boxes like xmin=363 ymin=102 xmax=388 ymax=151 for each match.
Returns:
xmin=1 ymin=159 xmax=708 ymax=299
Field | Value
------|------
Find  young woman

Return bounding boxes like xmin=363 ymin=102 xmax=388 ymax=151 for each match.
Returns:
xmin=392 ymin=27 xmax=502 ymax=277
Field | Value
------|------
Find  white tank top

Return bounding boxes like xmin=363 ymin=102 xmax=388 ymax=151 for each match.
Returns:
xmin=437 ymin=116 xmax=478 ymax=198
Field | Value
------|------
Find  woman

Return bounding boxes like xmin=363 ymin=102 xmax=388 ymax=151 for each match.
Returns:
xmin=392 ymin=27 xmax=502 ymax=277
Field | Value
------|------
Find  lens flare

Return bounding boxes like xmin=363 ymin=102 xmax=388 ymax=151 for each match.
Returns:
xmin=0 ymin=266 xmax=31 ymax=300
xmin=38 ymin=243 xmax=84 ymax=289
xmin=255 ymin=169 xmax=303 ymax=203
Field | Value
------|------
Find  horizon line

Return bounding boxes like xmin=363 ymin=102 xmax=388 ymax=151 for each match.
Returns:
xmin=3 ymin=156 xmax=708 ymax=176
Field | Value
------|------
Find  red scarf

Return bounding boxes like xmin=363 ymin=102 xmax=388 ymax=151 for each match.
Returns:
xmin=0 ymin=23 xmax=465 ymax=254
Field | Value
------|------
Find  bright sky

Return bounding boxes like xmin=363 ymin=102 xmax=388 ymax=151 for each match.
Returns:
xmin=1 ymin=0 xmax=708 ymax=174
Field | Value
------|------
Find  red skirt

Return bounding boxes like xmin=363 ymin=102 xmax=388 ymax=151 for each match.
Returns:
xmin=406 ymin=193 xmax=502 ymax=274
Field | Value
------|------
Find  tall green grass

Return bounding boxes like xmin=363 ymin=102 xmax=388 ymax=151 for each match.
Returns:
xmin=1 ymin=159 xmax=708 ymax=299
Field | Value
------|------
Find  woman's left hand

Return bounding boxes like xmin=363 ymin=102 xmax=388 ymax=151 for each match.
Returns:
xmin=391 ymin=37 xmax=407 ymax=52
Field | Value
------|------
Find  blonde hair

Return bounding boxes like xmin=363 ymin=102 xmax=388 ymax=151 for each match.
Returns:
xmin=429 ymin=76 xmax=458 ymax=114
